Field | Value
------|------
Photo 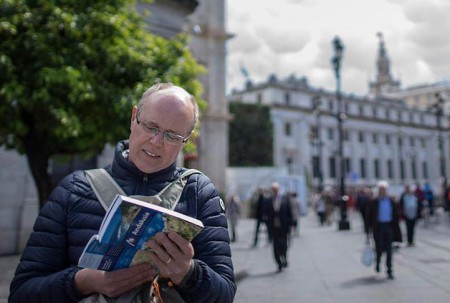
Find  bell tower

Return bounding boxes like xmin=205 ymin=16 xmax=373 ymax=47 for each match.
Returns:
xmin=369 ymin=32 xmax=401 ymax=96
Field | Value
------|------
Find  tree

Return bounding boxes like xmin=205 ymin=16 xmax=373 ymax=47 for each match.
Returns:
xmin=229 ymin=103 xmax=273 ymax=166
xmin=0 ymin=0 xmax=205 ymax=208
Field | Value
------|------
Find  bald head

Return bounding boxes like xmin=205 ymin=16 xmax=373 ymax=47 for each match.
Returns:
xmin=138 ymin=83 xmax=199 ymax=133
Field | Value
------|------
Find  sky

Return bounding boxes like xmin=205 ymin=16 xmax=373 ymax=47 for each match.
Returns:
xmin=226 ymin=0 xmax=450 ymax=95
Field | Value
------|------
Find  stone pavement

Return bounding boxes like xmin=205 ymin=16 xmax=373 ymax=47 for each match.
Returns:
xmin=231 ymin=208 xmax=450 ymax=303
xmin=2 ymin=209 xmax=450 ymax=303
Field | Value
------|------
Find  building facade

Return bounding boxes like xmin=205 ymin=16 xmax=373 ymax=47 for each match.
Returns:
xmin=229 ymin=37 xmax=449 ymax=198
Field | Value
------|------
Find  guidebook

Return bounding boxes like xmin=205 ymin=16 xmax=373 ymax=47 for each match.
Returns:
xmin=78 ymin=194 xmax=204 ymax=271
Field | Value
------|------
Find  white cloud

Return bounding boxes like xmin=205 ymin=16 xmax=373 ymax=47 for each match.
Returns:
xmin=226 ymin=0 xmax=450 ymax=94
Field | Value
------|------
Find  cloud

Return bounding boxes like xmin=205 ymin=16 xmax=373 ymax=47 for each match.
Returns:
xmin=226 ymin=0 xmax=450 ymax=94
xmin=254 ymin=25 xmax=310 ymax=54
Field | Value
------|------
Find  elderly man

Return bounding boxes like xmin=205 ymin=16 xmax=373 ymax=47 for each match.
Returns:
xmin=366 ymin=180 xmax=401 ymax=279
xmin=10 ymin=83 xmax=236 ymax=302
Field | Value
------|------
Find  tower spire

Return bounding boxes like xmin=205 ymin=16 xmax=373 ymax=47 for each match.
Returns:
xmin=369 ymin=32 xmax=401 ymax=96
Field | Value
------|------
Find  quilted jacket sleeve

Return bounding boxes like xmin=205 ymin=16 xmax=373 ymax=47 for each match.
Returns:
xmin=9 ymin=172 xmax=103 ymax=303
xmin=175 ymin=173 xmax=236 ymax=303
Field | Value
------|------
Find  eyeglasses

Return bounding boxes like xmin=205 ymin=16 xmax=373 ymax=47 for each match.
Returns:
xmin=136 ymin=114 xmax=189 ymax=145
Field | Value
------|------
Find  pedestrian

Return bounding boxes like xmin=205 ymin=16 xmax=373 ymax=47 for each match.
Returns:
xmin=323 ymin=187 xmax=335 ymax=225
xmin=226 ymin=192 xmax=241 ymax=242
xmin=366 ymin=180 xmax=401 ymax=279
xmin=289 ymin=191 xmax=301 ymax=236
xmin=252 ymin=187 xmax=271 ymax=247
xmin=356 ymin=187 xmax=372 ymax=234
xmin=414 ymin=182 xmax=426 ymax=219
xmin=265 ymin=182 xmax=294 ymax=272
xmin=313 ymin=190 xmax=326 ymax=226
xmin=399 ymin=184 xmax=419 ymax=246
xmin=9 ymin=83 xmax=236 ymax=303
xmin=423 ymin=182 xmax=435 ymax=217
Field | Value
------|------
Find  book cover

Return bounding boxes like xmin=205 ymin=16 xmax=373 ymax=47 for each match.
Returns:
xmin=78 ymin=195 xmax=204 ymax=271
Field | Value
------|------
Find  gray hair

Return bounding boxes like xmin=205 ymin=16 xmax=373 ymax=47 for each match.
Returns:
xmin=377 ymin=180 xmax=389 ymax=189
xmin=138 ymin=82 xmax=199 ymax=134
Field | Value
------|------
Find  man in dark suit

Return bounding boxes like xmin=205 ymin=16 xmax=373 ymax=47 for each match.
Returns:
xmin=266 ymin=182 xmax=294 ymax=272
xmin=366 ymin=180 xmax=401 ymax=279
xmin=252 ymin=187 xmax=271 ymax=247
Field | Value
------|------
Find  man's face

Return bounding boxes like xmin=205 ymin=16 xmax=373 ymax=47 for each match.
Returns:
xmin=379 ymin=186 xmax=387 ymax=197
xmin=128 ymin=89 xmax=194 ymax=174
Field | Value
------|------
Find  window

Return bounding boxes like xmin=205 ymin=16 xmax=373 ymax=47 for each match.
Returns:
xmin=409 ymin=112 xmax=414 ymax=123
xmin=328 ymin=99 xmax=334 ymax=112
xmin=372 ymin=107 xmax=377 ymax=118
xmin=423 ymin=161 xmax=428 ymax=179
xmin=358 ymin=131 xmax=364 ymax=143
xmin=257 ymin=93 xmax=262 ymax=104
xmin=372 ymin=133 xmax=378 ymax=144
xmin=284 ymin=122 xmax=292 ymax=136
xmin=400 ymin=160 xmax=405 ymax=181
xmin=359 ymin=105 xmax=364 ymax=116
xmin=412 ymin=158 xmax=417 ymax=179
xmin=345 ymin=158 xmax=351 ymax=174
xmin=398 ymin=137 xmax=403 ymax=146
xmin=387 ymin=160 xmax=393 ymax=179
xmin=285 ymin=92 xmax=290 ymax=105
xmin=329 ymin=157 xmax=336 ymax=178
xmin=360 ymin=158 xmax=366 ymax=178
xmin=421 ymin=138 xmax=426 ymax=148
xmin=385 ymin=108 xmax=390 ymax=119
xmin=286 ymin=158 xmax=293 ymax=174
xmin=410 ymin=137 xmax=414 ymax=147
xmin=385 ymin=134 xmax=390 ymax=145
xmin=327 ymin=128 xmax=334 ymax=140
xmin=343 ymin=129 xmax=349 ymax=141
xmin=344 ymin=102 xmax=349 ymax=113
xmin=374 ymin=159 xmax=380 ymax=179
xmin=312 ymin=156 xmax=320 ymax=178
xmin=310 ymin=126 xmax=318 ymax=140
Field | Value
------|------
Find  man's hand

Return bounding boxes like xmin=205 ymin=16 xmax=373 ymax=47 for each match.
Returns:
xmin=147 ymin=231 xmax=195 ymax=285
xmin=75 ymin=263 xmax=156 ymax=298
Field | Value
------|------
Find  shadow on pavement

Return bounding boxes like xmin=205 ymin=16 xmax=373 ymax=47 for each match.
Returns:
xmin=339 ymin=275 xmax=390 ymax=288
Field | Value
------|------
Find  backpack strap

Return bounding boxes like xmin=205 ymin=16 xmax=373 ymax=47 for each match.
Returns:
xmin=85 ymin=168 xmax=201 ymax=211
xmin=85 ymin=168 xmax=126 ymax=211
xmin=158 ymin=169 xmax=201 ymax=210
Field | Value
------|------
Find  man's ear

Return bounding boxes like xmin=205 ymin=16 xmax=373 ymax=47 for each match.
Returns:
xmin=131 ymin=106 xmax=138 ymax=123
xmin=130 ymin=106 xmax=138 ymax=131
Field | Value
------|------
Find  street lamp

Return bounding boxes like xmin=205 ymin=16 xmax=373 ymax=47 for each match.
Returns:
xmin=397 ymin=129 xmax=405 ymax=183
xmin=433 ymin=93 xmax=447 ymax=206
xmin=312 ymin=95 xmax=323 ymax=191
xmin=331 ymin=36 xmax=350 ymax=230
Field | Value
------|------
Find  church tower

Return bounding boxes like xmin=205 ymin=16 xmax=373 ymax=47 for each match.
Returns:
xmin=369 ymin=32 xmax=401 ymax=96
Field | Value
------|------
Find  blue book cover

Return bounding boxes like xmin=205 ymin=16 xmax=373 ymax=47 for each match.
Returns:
xmin=78 ymin=195 xmax=204 ymax=271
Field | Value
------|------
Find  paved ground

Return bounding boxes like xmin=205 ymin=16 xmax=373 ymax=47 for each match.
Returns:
xmin=2 ymin=208 xmax=450 ymax=303
xmin=231 ymin=208 xmax=450 ymax=303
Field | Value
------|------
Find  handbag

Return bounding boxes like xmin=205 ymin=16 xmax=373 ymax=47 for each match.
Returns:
xmin=361 ymin=237 xmax=374 ymax=267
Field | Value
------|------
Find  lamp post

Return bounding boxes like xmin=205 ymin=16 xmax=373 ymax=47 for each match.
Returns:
xmin=312 ymin=95 xmax=323 ymax=191
xmin=433 ymin=93 xmax=447 ymax=206
xmin=331 ymin=36 xmax=350 ymax=230
xmin=397 ymin=129 xmax=405 ymax=183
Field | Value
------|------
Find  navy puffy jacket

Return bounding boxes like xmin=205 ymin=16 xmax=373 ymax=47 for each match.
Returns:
xmin=9 ymin=140 xmax=236 ymax=302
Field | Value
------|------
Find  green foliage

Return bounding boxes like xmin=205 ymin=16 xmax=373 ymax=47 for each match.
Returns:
xmin=0 ymin=0 xmax=205 ymax=157
xmin=229 ymin=102 xmax=273 ymax=166
xmin=0 ymin=0 xmax=205 ymax=206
